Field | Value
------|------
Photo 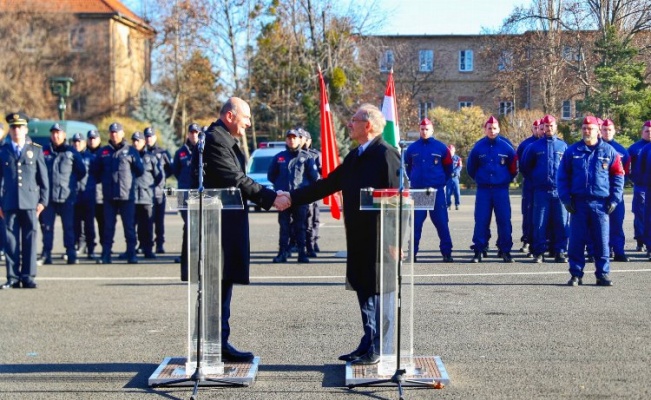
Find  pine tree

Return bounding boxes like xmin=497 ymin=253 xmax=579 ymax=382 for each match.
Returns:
xmin=131 ymin=87 xmax=178 ymax=147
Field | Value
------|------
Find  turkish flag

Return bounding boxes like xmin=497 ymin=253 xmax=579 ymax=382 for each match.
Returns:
xmin=318 ymin=70 xmax=341 ymax=219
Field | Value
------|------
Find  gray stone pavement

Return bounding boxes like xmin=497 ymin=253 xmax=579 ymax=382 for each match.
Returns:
xmin=0 ymin=194 xmax=650 ymax=399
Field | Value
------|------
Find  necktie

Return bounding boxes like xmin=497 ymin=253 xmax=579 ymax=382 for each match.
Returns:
xmin=358 ymin=146 xmax=364 ymax=156
xmin=16 ymin=146 xmax=22 ymax=158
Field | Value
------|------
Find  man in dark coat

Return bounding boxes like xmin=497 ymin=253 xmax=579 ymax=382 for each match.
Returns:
xmin=287 ymin=103 xmax=401 ymax=365
xmin=200 ymin=97 xmax=289 ymax=362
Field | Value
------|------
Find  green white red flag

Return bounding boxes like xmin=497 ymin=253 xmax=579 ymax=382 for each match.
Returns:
xmin=318 ymin=69 xmax=341 ymax=219
xmin=381 ymin=70 xmax=400 ymax=148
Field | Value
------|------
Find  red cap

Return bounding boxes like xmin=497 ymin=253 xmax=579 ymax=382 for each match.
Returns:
xmin=644 ymin=121 xmax=651 ymax=128
xmin=582 ymin=116 xmax=599 ymax=125
xmin=532 ymin=119 xmax=540 ymax=127
xmin=602 ymin=119 xmax=614 ymax=127
xmin=542 ymin=115 xmax=556 ymax=124
xmin=484 ymin=115 xmax=499 ymax=127
xmin=420 ymin=118 xmax=432 ymax=126
xmin=597 ymin=118 xmax=604 ymax=125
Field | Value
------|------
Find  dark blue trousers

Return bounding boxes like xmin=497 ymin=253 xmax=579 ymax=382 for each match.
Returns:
xmin=413 ymin=188 xmax=452 ymax=256
xmin=102 ymin=199 xmax=137 ymax=257
xmin=568 ymin=199 xmax=610 ymax=279
xmin=4 ymin=209 xmax=38 ymax=282
xmin=153 ymin=196 xmax=166 ymax=248
xmin=39 ymin=200 xmax=76 ymax=259
xmin=74 ymin=199 xmax=96 ymax=255
xmin=135 ymin=203 xmax=154 ymax=253
xmin=472 ymin=187 xmax=512 ymax=252
xmin=445 ymin=178 xmax=460 ymax=207
xmin=609 ymin=200 xmax=626 ymax=255
xmin=532 ymin=190 xmax=568 ymax=256
xmin=632 ymin=187 xmax=645 ymax=244
xmin=521 ymin=185 xmax=534 ymax=245
xmin=278 ymin=205 xmax=308 ymax=250
xmin=221 ymin=281 xmax=233 ymax=344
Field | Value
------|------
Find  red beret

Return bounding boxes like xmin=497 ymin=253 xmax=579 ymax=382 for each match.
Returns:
xmin=602 ymin=119 xmax=614 ymax=127
xmin=542 ymin=115 xmax=556 ymax=124
xmin=532 ymin=119 xmax=540 ymax=126
xmin=484 ymin=115 xmax=499 ymax=127
xmin=583 ymin=116 xmax=599 ymax=125
xmin=420 ymin=118 xmax=432 ymax=126
xmin=644 ymin=120 xmax=651 ymax=128
xmin=597 ymin=118 xmax=604 ymax=125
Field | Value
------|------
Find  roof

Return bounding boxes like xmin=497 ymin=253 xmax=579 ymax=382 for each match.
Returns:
xmin=0 ymin=0 xmax=154 ymax=32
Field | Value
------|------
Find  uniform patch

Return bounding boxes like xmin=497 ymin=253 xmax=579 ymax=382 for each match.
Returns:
xmin=27 ymin=151 xmax=33 ymax=159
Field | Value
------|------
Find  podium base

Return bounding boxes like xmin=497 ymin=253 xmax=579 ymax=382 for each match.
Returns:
xmin=345 ymin=356 xmax=449 ymax=388
xmin=149 ymin=356 xmax=259 ymax=387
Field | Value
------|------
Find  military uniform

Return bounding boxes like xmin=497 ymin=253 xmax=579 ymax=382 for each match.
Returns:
xmin=0 ymin=113 xmax=49 ymax=289
xmin=74 ymin=131 xmax=100 ymax=259
xmin=515 ymin=126 xmax=539 ymax=252
xmin=628 ymin=135 xmax=650 ymax=250
xmin=603 ymin=136 xmax=631 ymax=260
xmin=134 ymin=132 xmax=163 ymax=259
xmin=144 ymin=127 xmax=173 ymax=253
xmin=445 ymin=152 xmax=462 ymax=209
xmin=305 ymin=138 xmax=322 ymax=256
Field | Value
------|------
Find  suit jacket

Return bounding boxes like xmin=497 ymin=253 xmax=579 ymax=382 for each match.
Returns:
xmin=291 ymin=135 xmax=401 ymax=297
xmin=201 ymin=119 xmax=276 ymax=284
xmin=0 ymin=142 xmax=49 ymax=211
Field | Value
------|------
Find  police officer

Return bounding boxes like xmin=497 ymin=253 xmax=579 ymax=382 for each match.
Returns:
xmin=268 ymin=129 xmax=318 ymax=263
xmin=85 ymin=130 xmax=105 ymax=250
xmin=558 ymin=116 xmax=624 ymax=286
xmin=173 ymin=123 xmax=200 ymax=280
xmin=515 ymin=119 xmax=542 ymax=254
xmin=445 ymin=144 xmax=462 ymax=210
xmin=144 ymin=127 xmax=173 ymax=254
xmin=39 ymin=124 xmax=87 ymax=264
xmin=404 ymin=118 xmax=454 ymax=262
xmin=520 ymin=114 xmax=569 ymax=263
xmin=0 ymin=123 xmax=6 ymax=262
xmin=601 ymin=119 xmax=631 ymax=261
xmin=301 ymin=129 xmax=322 ymax=256
xmin=132 ymin=132 xmax=163 ymax=259
xmin=467 ymin=116 xmax=517 ymax=263
xmin=95 ymin=122 xmax=144 ymax=264
xmin=0 ymin=112 xmax=49 ymax=289
xmin=72 ymin=133 xmax=99 ymax=259
xmin=627 ymin=120 xmax=651 ymax=251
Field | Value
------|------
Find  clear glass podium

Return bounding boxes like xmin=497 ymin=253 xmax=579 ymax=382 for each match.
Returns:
xmin=359 ymin=188 xmax=437 ymax=376
xmin=166 ymin=188 xmax=243 ymax=375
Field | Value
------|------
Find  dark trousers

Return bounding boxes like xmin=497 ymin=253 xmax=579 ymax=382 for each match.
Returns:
xmin=532 ymin=190 xmax=569 ymax=256
xmin=0 ymin=217 xmax=5 ymax=254
xmin=632 ymin=187 xmax=645 ymax=243
xmin=74 ymin=199 xmax=96 ymax=255
xmin=102 ymin=199 xmax=137 ymax=257
xmin=521 ymin=185 xmax=534 ymax=244
xmin=153 ymin=196 xmax=166 ymax=248
xmin=278 ymin=205 xmax=308 ymax=250
xmin=180 ymin=210 xmax=188 ymax=281
xmin=95 ymin=203 xmax=105 ymax=247
xmin=4 ymin=209 xmax=38 ymax=282
xmin=135 ymin=203 xmax=154 ymax=253
xmin=445 ymin=177 xmax=461 ymax=207
xmin=568 ymin=199 xmax=610 ymax=278
xmin=354 ymin=291 xmax=395 ymax=356
xmin=221 ymin=281 xmax=233 ymax=344
xmin=472 ymin=187 xmax=512 ymax=252
xmin=306 ymin=202 xmax=320 ymax=251
xmin=609 ymin=200 xmax=626 ymax=255
xmin=39 ymin=200 xmax=76 ymax=259
xmin=413 ymin=188 xmax=452 ymax=256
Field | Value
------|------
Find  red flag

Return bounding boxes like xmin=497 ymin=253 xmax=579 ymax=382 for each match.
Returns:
xmin=318 ymin=69 xmax=341 ymax=219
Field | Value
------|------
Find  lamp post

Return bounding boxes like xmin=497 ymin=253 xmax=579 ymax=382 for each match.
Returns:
xmin=49 ymin=77 xmax=74 ymax=121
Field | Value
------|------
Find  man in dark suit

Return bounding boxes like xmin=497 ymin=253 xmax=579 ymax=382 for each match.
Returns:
xmin=201 ymin=97 xmax=290 ymax=362
xmin=287 ymin=103 xmax=401 ymax=365
xmin=0 ymin=112 xmax=49 ymax=289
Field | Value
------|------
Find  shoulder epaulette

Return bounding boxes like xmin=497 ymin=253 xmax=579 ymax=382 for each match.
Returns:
xmin=31 ymin=142 xmax=42 ymax=148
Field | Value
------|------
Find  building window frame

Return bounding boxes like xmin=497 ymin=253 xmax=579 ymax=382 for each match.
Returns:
xmin=561 ymin=100 xmax=572 ymax=120
xmin=499 ymin=101 xmax=514 ymax=116
xmin=459 ymin=101 xmax=473 ymax=109
xmin=459 ymin=49 xmax=473 ymax=72
xmin=70 ymin=25 xmax=86 ymax=52
xmin=380 ymin=49 xmax=394 ymax=72
xmin=419 ymin=49 xmax=433 ymax=72
xmin=497 ymin=50 xmax=513 ymax=71
xmin=418 ymin=101 xmax=434 ymax=121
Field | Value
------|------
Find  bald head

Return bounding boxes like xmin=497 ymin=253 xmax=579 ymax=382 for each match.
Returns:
xmin=219 ymin=97 xmax=252 ymax=137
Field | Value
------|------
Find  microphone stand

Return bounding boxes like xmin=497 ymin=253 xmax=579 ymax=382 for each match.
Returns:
xmin=152 ymin=132 xmax=245 ymax=398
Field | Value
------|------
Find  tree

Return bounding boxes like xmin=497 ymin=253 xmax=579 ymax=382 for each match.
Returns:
xmin=131 ymin=87 xmax=177 ymax=147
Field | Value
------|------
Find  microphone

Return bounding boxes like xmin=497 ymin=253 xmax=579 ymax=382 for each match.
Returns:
xmin=197 ymin=132 xmax=206 ymax=153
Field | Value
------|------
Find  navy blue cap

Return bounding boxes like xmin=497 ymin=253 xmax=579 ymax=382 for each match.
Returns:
xmin=87 ymin=130 xmax=99 ymax=139
xmin=144 ymin=127 xmax=154 ymax=137
xmin=109 ymin=122 xmax=123 ymax=132
xmin=5 ymin=112 xmax=28 ymax=126
xmin=71 ymin=133 xmax=84 ymax=141
xmin=286 ymin=129 xmax=299 ymax=137
xmin=131 ymin=132 xmax=143 ymax=141
xmin=301 ymin=129 xmax=311 ymax=140
xmin=50 ymin=123 xmax=63 ymax=132
xmin=188 ymin=123 xmax=200 ymax=132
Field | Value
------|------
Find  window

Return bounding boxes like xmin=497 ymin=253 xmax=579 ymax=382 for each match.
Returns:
xmin=497 ymin=51 xmax=513 ymax=71
xmin=380 ymin=50 xmax=394 ymax=72
xmin=70 ymin=25 xmax=86 ymax=51
xmin=459 ymin=101 xmax=473 ymax=109
xmin=574 ymin=100 xmax=584 ymax=119
xmin=459 ymin=49 xmax=473 ymax=71
xmin=499 ymin=101 xmax=513 ymax=116
xmin=72 ymin=96 xmax=87 ymax=115
xmin=418 ymin=101 xmax=434 ymax=121
xmin=562 ymin=45 xmax=583 ymax=61
xmin=419 ymin=50 xmax=433 ymax=72
xmin=561 ymin=100 xmax=571 ymax=119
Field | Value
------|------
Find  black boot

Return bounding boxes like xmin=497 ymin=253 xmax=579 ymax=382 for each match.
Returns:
xmin=471 ymin=250 xmax=482 ymax=263
xmin=297 ymin=249 xmax=310 ymax=263
xmin=273 ymin=249 xmax=287 ymax=263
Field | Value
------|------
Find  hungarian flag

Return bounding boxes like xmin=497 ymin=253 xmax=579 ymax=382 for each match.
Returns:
xmin=381 ymin=70 xmax=400 ymax=148
xmin=318 ymin=69 xmax=342 ymax=219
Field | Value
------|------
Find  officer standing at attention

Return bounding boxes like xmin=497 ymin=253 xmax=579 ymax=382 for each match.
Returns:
xmin=39 ymin=124 xmax=86 ymax=265
xmin=85 ymin=130 xmax=105 ymax=250
xmin=132 ymin=132 xmax=163 ymax=259
xmin=445 ymin=144 xmax=462 ymax=211
xmin=515 ymin=119 xmax=542 ymax=255
xmin=627 ymin=121 xmax=651 ymax=252
xmin=520 ymin=114 xmax=569 ymax=263
xmin=558 ymin=116 xmax=624 ymax=286
xmin=173 ymin=123 xmax=200 ymax=280
xmin=71 ymin=133 xmax=98 ymax=260
xmin=0 ymin=123 xmax=6 ymax=262
xmin=0 ymin=113 xmax=49 ymax=289
xmin=404 ymin=118 xmax=454 ymax=262
xmin=467 ymin=116 xmax=517 ymax=263
xmin=144 ymin=127 xmax=173 ymax=254
xmin=601 ymin=119 xmax=631 ymax=261
xmin=268 ymin=129 xmax=318 ymax=263
xmin=96 ymin=123 xmax=144 ymax=264
xmin=301 ymin=129 xmax=322 ymax=257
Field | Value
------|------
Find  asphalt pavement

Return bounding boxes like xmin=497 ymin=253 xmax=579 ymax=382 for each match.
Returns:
xmin=0 ymin=194 xmax=649 ymax=399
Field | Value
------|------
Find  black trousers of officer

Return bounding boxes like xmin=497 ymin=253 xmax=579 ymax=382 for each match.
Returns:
xmin=39 ymin=200 xmax=76 ymax=259
xmin=4 ymin=209 xmax=38 ymax=282
xmin=279 ymin=204 xmax=308 ymax=251
xmin=95 ymin=203 xmax=105 ymax=247
xmin=103 ymin=199 xmax=137 ymax=257
xmin=74 ymin=198 xmax=96 ymax=255
xmin=135 ymin=203 xmax=154 ymax=253
xmin=305 ymin=202 xmax=320 ymax=251
xmin=153 ymin=196 xmax=166 ymax=250
xmin=0 ymin=217 xmax=5 ymax=255
xmin=180 ymin=210 xmax=188 ymax=281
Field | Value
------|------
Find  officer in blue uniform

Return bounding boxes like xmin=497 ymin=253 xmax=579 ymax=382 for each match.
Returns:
xmin=0 ymin=123 xmax=6 ymax=262
xmin=268 ymin=129 xmax=318 ymax=263
xmin=85 ymin=130 xmax=105 ymax=251
xmin=71 ymin=133 xmax=99 ymax=260
xmin=558 ymin=116 xmax=624 ymax=287
xmin=515 ymin=119 xmax=542 ymax=254
xmin=445 ymin=144 xmax=462 ymax=210
xmin=467 ymin=116 xmax=517 ymax=263
xmin=520 ymin=114 xmax=569 ymax=263
xmin=627 ymin=121 xmax=651 ymax=251
xmin=144 ymin=127 xmax=173 ymax=254
xmin=302 ymin=129 xmax=322 ymax=256
xmin=0 ymin=112 xmax=49 ymax=289
xmin=173 ymin=123 xmax=200 ymax=280
xmin=132 ymin=132 xmax=163 ymax=259
xmin=39 ymin=124 xmax=86 ymax=264
xmin=95 ymin=122 xmax=144 ymax=264
xmin=404 ymin=118 xmax=454 ymax=262
xmin=601 ymin=119 xmax=631 ymax=261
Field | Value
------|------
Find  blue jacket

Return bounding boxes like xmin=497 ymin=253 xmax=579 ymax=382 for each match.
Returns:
xmin=77 ymin=148 xmax=98 ymax=203
xmin=134 ymin=149 xmax=163 ymax=205
xmin=467 ymin=136 xmax=517 ymax=188
xmin=519 ymin=136 xmax=567 ymax=191
xmin=557 ymin=138 xmax=624 ymax=205
xmin=147 ymin=143 xmax=173 ymax=199
xmin=43 ymin=142 xmax=86 ymax=203
xmin=268 ymin=148 xmax=318 ymax=191
xmin=627 ymin=139 xmax=649 ymax=186
xmin=172 ymin=141 xmax=195 ymax=190
xmin=0 ymin=142 xmax=49 ymax=211
xmin=404 ymin=137 xmax=452 ymax=188
xmin=450 ymin=154 xmax=462 ymax=178
xmin=95 ymin=140 xmax=145 ymax=201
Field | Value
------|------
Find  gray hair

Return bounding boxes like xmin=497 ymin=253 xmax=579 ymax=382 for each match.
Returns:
xmin=357 ymin=103 xmax=386 ymax=135
xmin=220 ymin=97 xmax=245 ymax=117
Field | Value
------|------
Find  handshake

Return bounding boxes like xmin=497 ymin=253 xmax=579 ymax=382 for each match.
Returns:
xmin=273 ymin=191 xmax=292 ymax=211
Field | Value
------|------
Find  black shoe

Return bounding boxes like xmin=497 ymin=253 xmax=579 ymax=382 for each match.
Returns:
xmin=596 ymin=276 xmax=613 ymax=286
xmin=222 ymin=343 xmax=254 ymax=362
xmin=554 ymin=252 xmax=568 ymax=263
xmin=87 ymin=253 xmax=97 ymax=260
xmin=127 ymin=257 xmax=139 ymax=264
xmin=0 ymin=280 xmax=20 ymax=289
xmin=306 ymin=250 xmax=317 ymax=258
xmin=520 ymin=243 xmax=529 ymax=253
xmin=497 ymin=250 xmax=503 ymax=258
xmin=97 ymin=256 xmax=112 ymax=264
xmin=156 ymin=246 xmax=165 ymax=254
xmin=567 ymin=276 xmax=583 ymax=286
xmin=21 ymin=279 xmax=37 ymax=289
xmin=174 ymin=257 xmax=182 ymax=263
xmin=613 ymin=254 xmax=630 ymax=262
xmin=526 ymin=252 xmax=533 ymax=258
xmin=455 ymin=205 xmax=459 ymax=210
xmin=314 ymin=243 xmax=320 ymax=252
xmin=39 ymin=253 xmax=52 ymax=265
xmin=297 ymin=251 xmax=310 ymax=263
xmin=533 ymin=254 xmax=544 ymax=264
xmin=501 ymin=252 xmax=513 ymax=263
xmin=482 ymin=250 xmax=488 ymax=258
xmin=118 ymin=252 xmax=127 ymax=260
xmin=586 ymin=256 xmax=595 ymax=263
xmin=547 ymin=250 xmax=556 ymax=258
xmin=272 ymin=251 xmax=287 ymax=263
xmin=67 ymin=258 xmax=79 ymax=265
xmin=471 ymin=251 xmax=482 ymax=263
xmin=351 ymin=351 xmax=380 ymax=365
xmin=442 ymin=255 xmax=454 ymax=263
xmin=338 ymin=349 xmax=366 ymax=362
xmin=144 ymin=252 xmax=157 ymax=259
xmin=636 ymin=243 xmax=644 ymax=251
